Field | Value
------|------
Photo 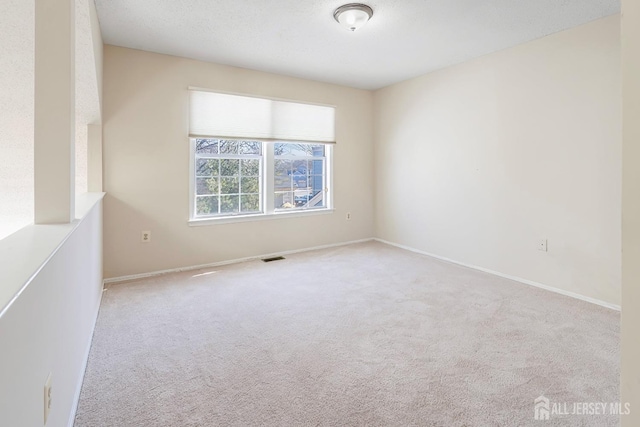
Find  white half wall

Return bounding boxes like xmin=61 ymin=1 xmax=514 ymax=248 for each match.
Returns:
xmin=0 ymin=194 xmax=104 ymax=427
xmin=373 ymin=16 xmax=621 ymax=306
xmin=102 ymin=46 xmax=374 ymax=278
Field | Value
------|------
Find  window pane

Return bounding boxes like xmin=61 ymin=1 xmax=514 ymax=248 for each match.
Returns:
xmin=274 ymin=159 xmax=292 ymax=176
xmin=220 ymin=195 xmax=239 ymax=213
xmin=219 ymin=140 xmax=238 ymax=154
xmin=310 ymin=186 xmax=325 ymax=207
xmin=275 ymin=191 xmax=294 ymax=209
xmin=241 ymin=194 xmax=260 ymax=213
xmin=275 ymin=177 xmax=290 ymax=191
xmin=292 ymin=161 xmax=309 ymax=189
xmin=274 ymin=160 xmax=292 ymax=191
xmin=274 ymin=143 xmax=325 ymax=157
xmin=196 ymin=177 xmax=218 ymax=195
xmin=238 ymin=141 xmax=261 ymax=155
xmin=220 ymin=159 xmax=239 ymax=176
xmin=196 ymin=159 xmax=219 ymax=177
xmin=292 ymin=159 xmax=308 ymax=174
xmin=220 ymin=177 xmax=239 ymax=194
xmin=311 ymin=145 xmax=325 ymax=157
xmin=292 ymin=177 xmax=308 ymax=189
xmin=241 ymin=177 xmax=259 ymax=194
xmin=294 ymin=191 xmax=311 ymax=207
xmin=310 ymin=158 xmax=324 ymax=174
xmin=275 ymin=143 xmax=314 ymax=156
xmin=241 ymin=159 xmax=260 ymax=176
xmin=193 ymin=139 xmax=267 ymax=218
xmin=273 ymin=142 xmax=327 ymax=211
xmin=195 ymin=139 xmax=218 ymax=154
xmin=310 ymin=175 xmax=324 ymax=192
xmin=196 ymin=196 xmax=219 ymax=215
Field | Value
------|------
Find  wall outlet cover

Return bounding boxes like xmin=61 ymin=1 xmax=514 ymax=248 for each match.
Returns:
xmin=44 ymin=373 xmax=52 ymax=425
xmin=538 ymin=239 xmax=548 ymax=252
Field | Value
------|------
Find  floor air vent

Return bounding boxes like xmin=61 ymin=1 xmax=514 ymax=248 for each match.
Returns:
xmin=262 ymin=256 xmax=285 ymax=262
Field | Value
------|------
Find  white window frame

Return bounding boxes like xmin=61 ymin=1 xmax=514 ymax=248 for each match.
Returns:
xmin=189 ymin=138 xmax=333 ymax=226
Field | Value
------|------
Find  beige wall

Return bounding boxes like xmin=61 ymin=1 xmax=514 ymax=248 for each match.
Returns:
xmin=374 ymin=16 xmax=621 ymax=306
xmin=621 ymin=0 xmax=640 ymax=424
xmin=102 ymin=46 xmax=374 ymax=278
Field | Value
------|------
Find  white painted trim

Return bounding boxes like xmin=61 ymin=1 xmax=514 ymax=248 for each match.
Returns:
xmin=104 ymin=238 xmax=374 ymax=284
xmin=374 ymin=238 xmax=621 ymax=312
xmin=104 ymin=236 xmax=620 ymax=311
xmin=67 ymin=286 xmax=104 ymax=427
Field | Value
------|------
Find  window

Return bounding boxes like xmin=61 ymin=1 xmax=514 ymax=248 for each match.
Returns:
xmin=194 ymin=139 xmax=262 ymax=216
xmin=274 ymin=143 xmax=327 ymax=210
xmin=189 ymin=90 xmax=335 ymax=222
xmin=191 ymin=138 xmax=331 ymax=219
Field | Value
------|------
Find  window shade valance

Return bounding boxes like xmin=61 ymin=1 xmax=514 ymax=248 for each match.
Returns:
xmin=189 ymin=90 xmax=336 ymax=143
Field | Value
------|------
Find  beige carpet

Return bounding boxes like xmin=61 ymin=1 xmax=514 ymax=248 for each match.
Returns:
xmin=74 ymin=241 xmax=619 ymax=426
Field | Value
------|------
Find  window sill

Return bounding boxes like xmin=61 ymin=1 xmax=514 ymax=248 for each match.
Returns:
xmin=188 ymin=208 xmax=335 ymax=226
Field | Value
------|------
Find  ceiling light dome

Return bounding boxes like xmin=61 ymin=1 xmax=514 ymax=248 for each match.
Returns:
xmin=333 ymin=3 xmax=373 ymax=32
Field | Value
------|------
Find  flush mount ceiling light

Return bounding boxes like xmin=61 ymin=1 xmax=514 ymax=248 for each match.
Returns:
xmin=333 ymin=3 xmax=373 ymax=32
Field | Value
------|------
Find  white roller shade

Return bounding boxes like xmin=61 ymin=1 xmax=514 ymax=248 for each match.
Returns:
xmin=189 ymin=90 xmax=335 ymax=143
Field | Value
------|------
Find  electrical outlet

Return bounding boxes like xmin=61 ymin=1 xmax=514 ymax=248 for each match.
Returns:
xmin=538 ymin=239 xmax=548 ymax=252
xmin=141 ymin=231 xmax=151 ymax=243
xmin=346 ymin=212 xmax=352 ymax=220
xmin=44 ymin=373 xmax=52 ymax=425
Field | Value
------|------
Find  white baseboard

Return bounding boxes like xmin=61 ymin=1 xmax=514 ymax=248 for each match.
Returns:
xmin=103 ymin=236 xmax=620 ymax=311
xmin=103 ymin=238 xmax=375 ymax=285
xmin=68 ymin=284 xmax=104 ymax=427
xmin=374 ymin=238 xmax=621 ymax=312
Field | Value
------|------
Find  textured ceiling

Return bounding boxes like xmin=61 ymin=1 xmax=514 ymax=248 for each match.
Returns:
xmin=96 ymin=0 xmax=619 ymax=90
